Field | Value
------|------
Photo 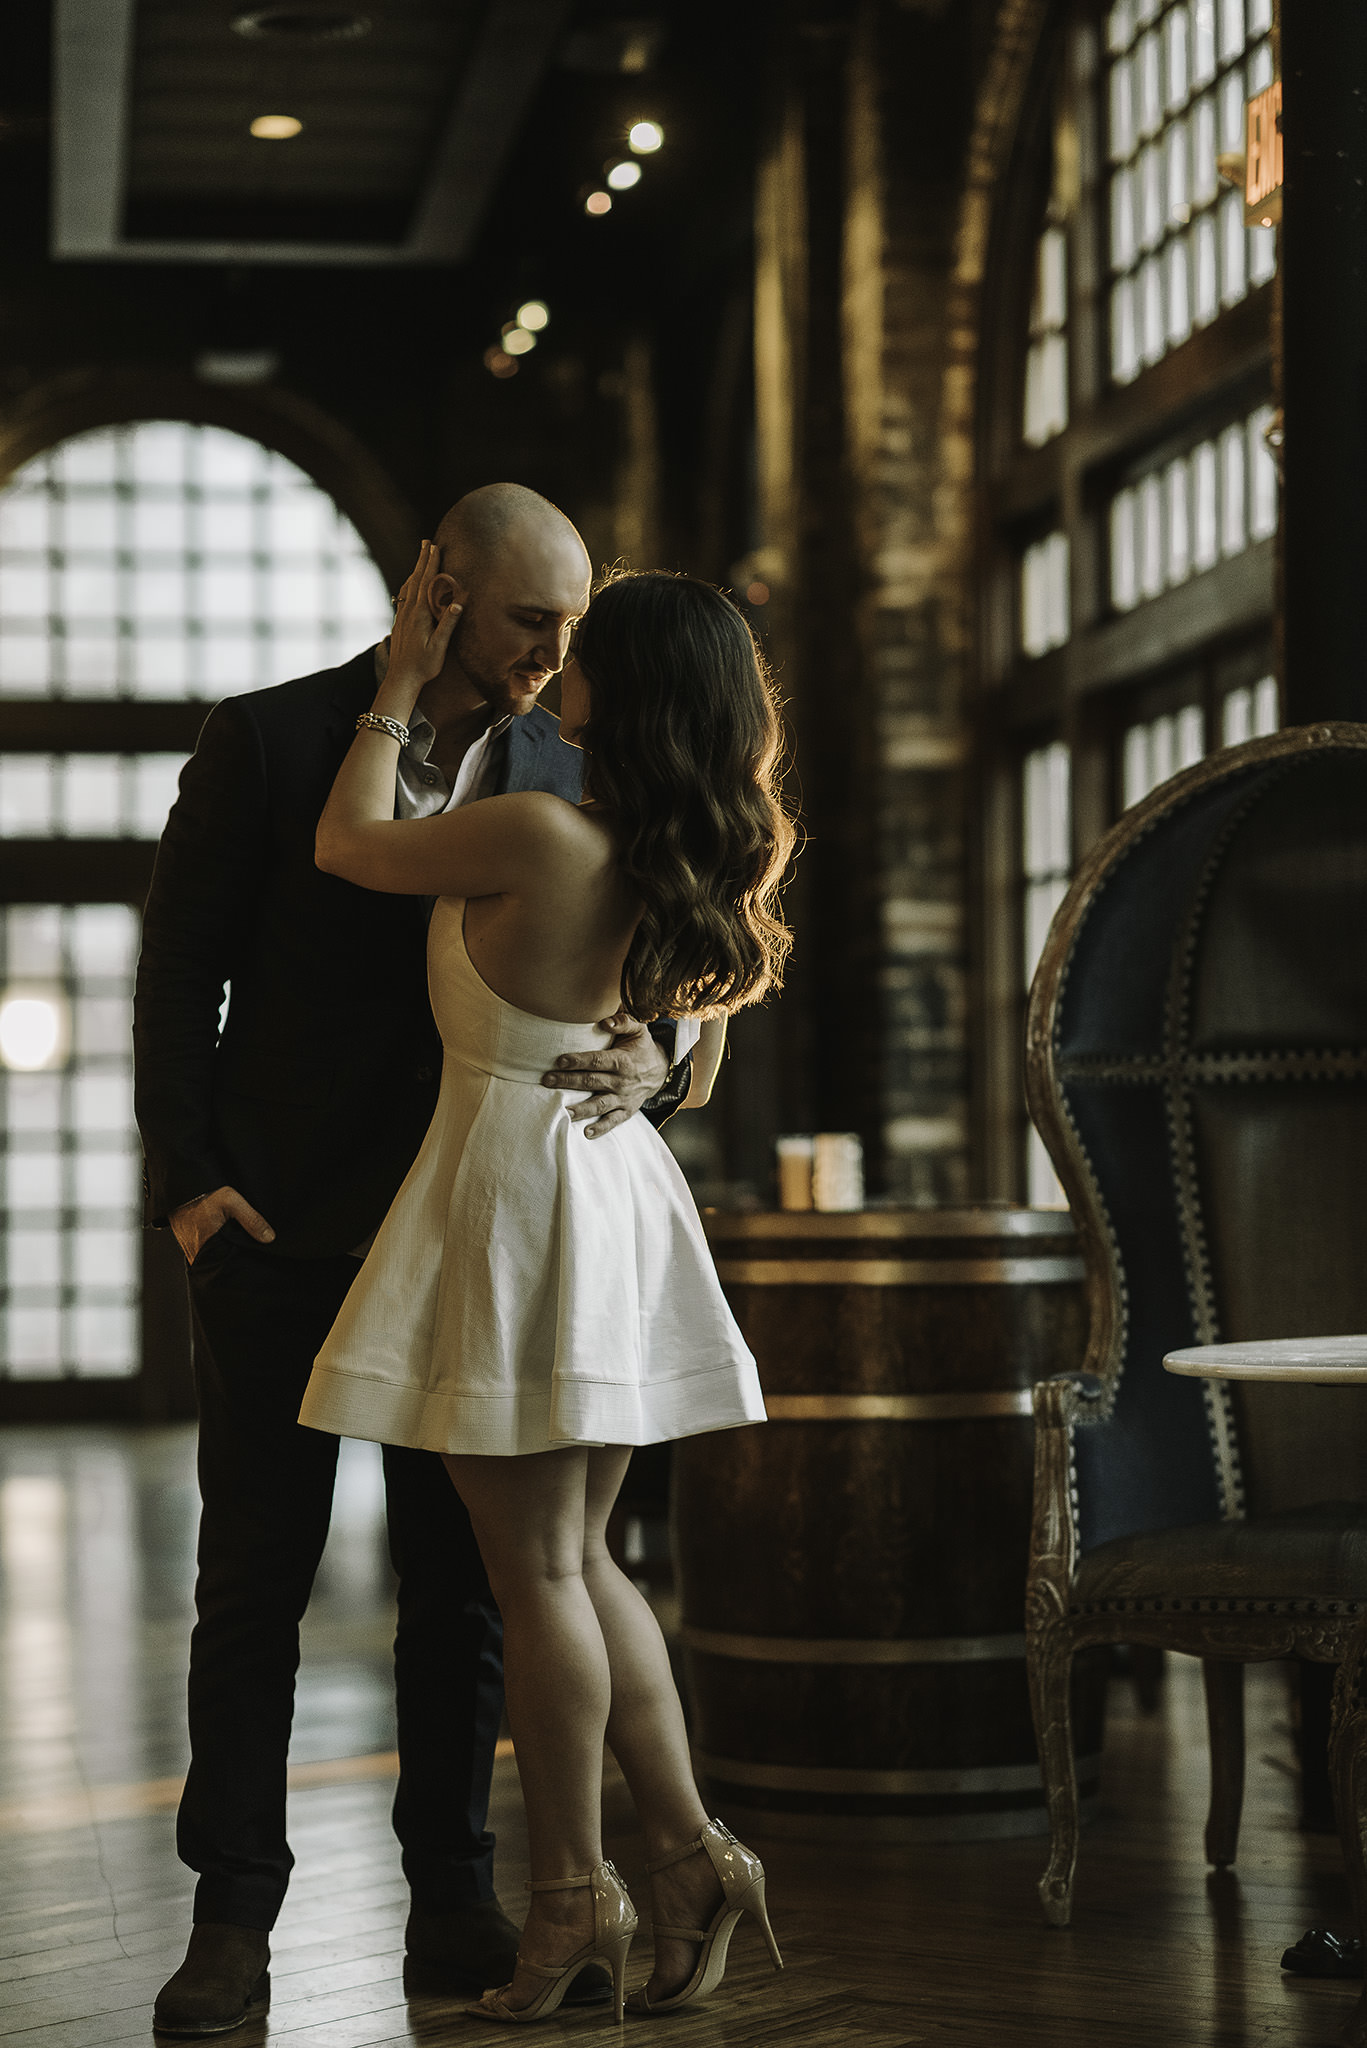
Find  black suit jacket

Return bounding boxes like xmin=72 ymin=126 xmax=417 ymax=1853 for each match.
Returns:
xmin=133 ymin=649 xmax=587 ymax=1259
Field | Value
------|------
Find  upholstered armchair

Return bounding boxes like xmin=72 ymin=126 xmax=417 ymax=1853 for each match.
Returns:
xmin=1023 ymin=722 xmax=1367 ymax=1926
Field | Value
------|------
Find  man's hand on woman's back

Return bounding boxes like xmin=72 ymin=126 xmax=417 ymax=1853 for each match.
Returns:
xmin=540 ymin=1012 xmax=669 ymax=1137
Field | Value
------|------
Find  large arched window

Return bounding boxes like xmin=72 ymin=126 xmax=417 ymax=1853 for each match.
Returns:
xmin=976 ymin=1 xmax=1279 ymax=1205
xmin=0 ymin=422 xmax=389 ymax=703
xmin=0 ymin=422 xmax=391 ymax=1393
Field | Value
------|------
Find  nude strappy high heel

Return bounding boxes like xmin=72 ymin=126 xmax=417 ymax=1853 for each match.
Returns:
xmin=625 ymin=1818 xmax=783 ymax=2014
xmin=467 ymin=1861 xmax=637 ymax=2026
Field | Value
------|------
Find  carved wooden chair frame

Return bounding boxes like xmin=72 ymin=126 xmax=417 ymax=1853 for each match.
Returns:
xmin=1022 ymin=721 xmax=1367 ymax=1929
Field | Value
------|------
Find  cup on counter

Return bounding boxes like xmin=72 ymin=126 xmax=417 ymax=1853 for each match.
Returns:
xmin=775 ymin=1135 xmax=815 ymax=1211
xmin=775 ymin=1132 xmax=865 ymax=1211
xmin=813 ymin=1132 xmax=864 ymax=1212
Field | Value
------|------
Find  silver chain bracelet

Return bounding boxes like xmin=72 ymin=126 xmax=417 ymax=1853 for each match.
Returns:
xmin=355 ymin=712 xmax=411 ymax=747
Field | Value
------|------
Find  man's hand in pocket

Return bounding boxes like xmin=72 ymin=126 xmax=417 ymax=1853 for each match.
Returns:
xmin=170 ymin=1187 xmax=276 ymax=1263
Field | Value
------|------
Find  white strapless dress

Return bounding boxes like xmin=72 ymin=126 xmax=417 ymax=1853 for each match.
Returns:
xmin=298 ymin=898 xmax=766 ymax=1456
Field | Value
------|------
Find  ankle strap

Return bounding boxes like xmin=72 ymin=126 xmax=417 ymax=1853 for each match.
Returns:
xmin=643 ymin=1832 xmax=706 ymax=1876
xmin=525 ymin=1873 xmax=593 ymax=1893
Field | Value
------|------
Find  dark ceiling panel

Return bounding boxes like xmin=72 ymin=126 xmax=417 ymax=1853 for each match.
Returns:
xmin=123 ymin=0 xmax=489 ymax=244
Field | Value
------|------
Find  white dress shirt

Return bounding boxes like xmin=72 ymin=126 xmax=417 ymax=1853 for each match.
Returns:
xmin=395 ymin=707 xmax=513 ymax=820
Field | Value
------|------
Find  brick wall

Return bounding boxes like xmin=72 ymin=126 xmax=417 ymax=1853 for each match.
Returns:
xmin=752 ymin=0 xmax=981 ymax=1200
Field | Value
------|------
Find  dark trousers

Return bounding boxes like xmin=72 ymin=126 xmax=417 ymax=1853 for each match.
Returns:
xmin=180 ymin=1225 xmax=504 ymax=1930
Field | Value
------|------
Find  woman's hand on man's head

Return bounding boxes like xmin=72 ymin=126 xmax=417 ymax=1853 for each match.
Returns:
xmin=379 ymin=539 xmax=463 ymax=713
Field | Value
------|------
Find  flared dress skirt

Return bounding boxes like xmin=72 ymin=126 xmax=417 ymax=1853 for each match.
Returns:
xmin=298 ymin=897 xmax=767 ymax=1456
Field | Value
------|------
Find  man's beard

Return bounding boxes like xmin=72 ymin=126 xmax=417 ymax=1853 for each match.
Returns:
xmin=452 ymin=613 xmax=536 ymax=718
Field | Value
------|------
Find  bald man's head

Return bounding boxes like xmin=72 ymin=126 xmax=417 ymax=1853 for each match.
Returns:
xmin=434 ymin=482 xmax=582 ymax=581
xmin=425 ymin=483 xmax=592 ymax=719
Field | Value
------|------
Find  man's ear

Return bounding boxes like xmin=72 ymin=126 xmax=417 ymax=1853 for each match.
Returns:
xmin=429 ymin=571 xmax=470 ymax=616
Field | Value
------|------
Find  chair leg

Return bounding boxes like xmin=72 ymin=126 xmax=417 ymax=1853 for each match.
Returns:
xmin=1028 ymin=1619 xmax=1079 ymax=1926
xmin=1329 ymin=1629 xmax=1367 ymax=2047
xmin=1201 ymin=1659 xmax=1246 ymax=1868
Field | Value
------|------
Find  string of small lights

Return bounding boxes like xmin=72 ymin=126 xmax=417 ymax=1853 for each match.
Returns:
xmin=483 ymin=300 xmax=550 ymax=381
xmin=582 ymin=117 xmax=663 ymax=218
xmin=482 ymin=119 xmax=666 ymax=378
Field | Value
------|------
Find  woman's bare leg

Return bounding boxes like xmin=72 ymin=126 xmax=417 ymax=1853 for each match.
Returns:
xmin=581 ymin=1447 xmax=705 ymax=1849
xmin=582 ymin=1446 xmax=721 ymax=1999
xmin=445 ymin=1443 xmax=740 ymax=2005
xmin=442 ymin=1447 xmax=607 ymax=2006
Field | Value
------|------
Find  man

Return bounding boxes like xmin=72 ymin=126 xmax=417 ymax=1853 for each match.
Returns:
xmin=134 ymin=483 xmax=688 ymax=2036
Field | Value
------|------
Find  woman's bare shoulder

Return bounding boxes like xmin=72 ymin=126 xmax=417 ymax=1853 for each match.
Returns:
xmin=481 ymin=791 xmax=618 ymax=869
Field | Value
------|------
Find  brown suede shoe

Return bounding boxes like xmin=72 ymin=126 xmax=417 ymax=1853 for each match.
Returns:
xmin=403 ymin=1900 xmax=611 ymax=2005
xmin=153 ymin=1924 xmax=270 ymax=2036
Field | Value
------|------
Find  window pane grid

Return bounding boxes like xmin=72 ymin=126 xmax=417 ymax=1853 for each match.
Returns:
xmin=1020 ymin=532 xmax=1071 ymax=656
xmin=1123 ymin=678 xmax=1278 ymax=811
xmin=0 ymin=423 xmax=391 ymax=701
xmin=1108 ymin=402 xmax=1276 ymax=612
xmin=0 ymin=904 xmax=140 ymax=1380
xmin=1022 ymin=741 xmax=1071 ymax=1207
xmin=1106 ymin=2 xmax=1275 ymax=385
xmin=1220 ymin=673 xmax=1279 ymax=745
xmin=1121 ymin=704 xmax=1206 ymax=808
xmin=1023 ymin=227 xmax=1070 ymax=448
xmin=0 ymin=754 xmax=188 ymax=838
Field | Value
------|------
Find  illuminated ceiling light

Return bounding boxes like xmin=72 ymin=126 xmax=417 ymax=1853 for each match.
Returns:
xmin=501 ymin=325 xmax=536 ymax=356
xmin=250 ymin=113 xmax=304 ymax=140
xmin=606 ymin=159 xmax=642 ymax=191
xmin=584 ymin=190 xmax=613 ymax=216
xmin=483 ymin=346 xmax=518 ymax=379
xmin=628 ymin=120 xmax=663 ymax=153
xmin=517 ymin=300 xmax=549 ymax=331
xmin=0 ymin=992 xmax=69 ymax=1072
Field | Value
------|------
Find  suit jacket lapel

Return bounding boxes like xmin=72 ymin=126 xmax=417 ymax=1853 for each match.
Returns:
xmin=499 ymin=713 xmax=546 ymax=795
xmin=325 ymin=671 xmax=554 ymax=792
xmin=317 ymin=648 xmax=429 ymax=930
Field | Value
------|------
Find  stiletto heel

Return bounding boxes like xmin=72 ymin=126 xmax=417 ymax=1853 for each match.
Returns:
xmin=468 ymin=1862 xmax=636 ymax=2025
xmin=600 ymin=1928 xmax=633 ymax=2025
xmin=747 ymin=1872 xmax=784 ymax=1970
xmin=625 ymin=1818 xmax=784 ymax=2014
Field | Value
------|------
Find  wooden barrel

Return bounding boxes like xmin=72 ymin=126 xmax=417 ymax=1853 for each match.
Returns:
xmin=674 ymin=1206 xmax=1100 ymax=1842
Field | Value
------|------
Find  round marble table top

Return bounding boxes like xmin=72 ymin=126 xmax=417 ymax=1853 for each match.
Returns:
xmin=1164 ymin=1335 xmax=1367 ymax=1383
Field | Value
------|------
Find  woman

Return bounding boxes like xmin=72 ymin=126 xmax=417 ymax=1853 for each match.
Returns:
xmin=299 ymin=546 xmax=795 ymax=2025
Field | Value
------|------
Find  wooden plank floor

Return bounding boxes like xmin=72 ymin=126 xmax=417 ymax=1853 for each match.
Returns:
xmin=0 ymin=1424 xmax=1359 ymax=2045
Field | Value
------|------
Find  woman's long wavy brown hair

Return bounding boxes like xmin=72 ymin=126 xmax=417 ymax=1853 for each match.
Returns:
xmin=573 ymin=571 xmax=797 ymax=1021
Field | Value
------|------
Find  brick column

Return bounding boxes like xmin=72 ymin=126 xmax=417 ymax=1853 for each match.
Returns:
xmin=752 ymin=0 xmax=975 ymax=1199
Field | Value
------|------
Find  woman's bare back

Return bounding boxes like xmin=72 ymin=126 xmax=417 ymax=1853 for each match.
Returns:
xmin=459 ymin=801 xmax=642 ymax=1024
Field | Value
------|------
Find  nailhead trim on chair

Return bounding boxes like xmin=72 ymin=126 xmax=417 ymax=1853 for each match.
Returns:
xmin=1058 ymin=1048 xmax=1367 ymax=1085
xmin=1162 ymin=776 xmax=1279 ymax=1524
xmin=1046 ymin=761 xmax=1300 ymax=1516
xmin=1042 ymin=855 xmax=1130 ymax=1438
xmin=1046 ymin=1094 xmax=1127 ymax=1438
xmin=1073 ymin=1597 xmax=1367 ymax=1617
xmin=1036 ymin=741 xmax=1367 ymax=1561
